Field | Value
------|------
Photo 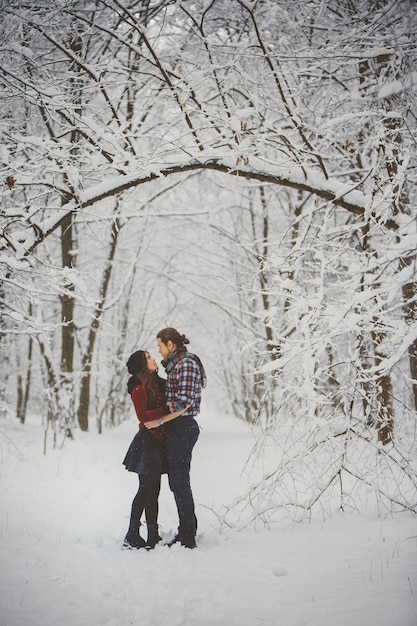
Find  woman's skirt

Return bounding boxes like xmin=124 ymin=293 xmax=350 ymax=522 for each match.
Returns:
xmin=122 ymin=428 xmax=168 ymax=475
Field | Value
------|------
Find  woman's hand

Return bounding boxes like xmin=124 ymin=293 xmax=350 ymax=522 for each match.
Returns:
xmin=144 ymin=404 xmax=190 ymax=429
xmin=144 ymin=419 xmax=161 ymax=430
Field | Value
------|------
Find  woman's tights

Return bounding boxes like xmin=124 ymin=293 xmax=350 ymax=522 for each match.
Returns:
xmin=130 ymin=472 xmax=161 ymax=526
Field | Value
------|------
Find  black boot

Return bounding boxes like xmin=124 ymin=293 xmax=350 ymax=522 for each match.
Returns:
xmin=146 ymin=524 xmax=162 ymax=550
xmin=167 ymin=526 xmax=196 ymax=549
xmin=180 ymin=529 xmax=196 ymax=549
xmin=123 ymin=520 xmax=146 ymax=550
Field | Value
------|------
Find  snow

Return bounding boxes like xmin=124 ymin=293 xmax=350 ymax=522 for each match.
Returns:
xmin=378 ymin=72 xmax=417 ymax=100
xmin=1 ymin=411 xmax=416 ymax=626
xmin=6 ymin=42 xmax=34 ymax=59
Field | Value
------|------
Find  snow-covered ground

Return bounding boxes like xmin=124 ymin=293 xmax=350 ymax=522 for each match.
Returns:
xmin=1 ymin=409 xmax=416 ymax=626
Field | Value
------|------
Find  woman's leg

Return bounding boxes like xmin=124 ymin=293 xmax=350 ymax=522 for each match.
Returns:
xmin=124 ymin=476 xmax=146 ymax=549
xmin=140 ymin=473 xmax=162 ymax=548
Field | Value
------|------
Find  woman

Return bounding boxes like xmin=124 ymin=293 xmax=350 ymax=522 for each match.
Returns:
xmin=122 ymin=349 xmax=188 ymax=550
xmin=145 ymin=328 xmax=206 ymax=549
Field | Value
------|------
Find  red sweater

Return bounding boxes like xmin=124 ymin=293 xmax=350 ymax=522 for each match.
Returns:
xmin=131 ymin=384 xmax=165 ymax=441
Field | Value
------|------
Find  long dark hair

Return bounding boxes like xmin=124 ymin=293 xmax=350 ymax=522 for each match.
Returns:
xmin=156 ymin=327 xmax=190 ymax=349
xmin=126 ymin=350 xmax=165 ymax=406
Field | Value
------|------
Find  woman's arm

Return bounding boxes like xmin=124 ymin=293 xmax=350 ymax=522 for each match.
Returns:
xmin=131 ymin=385 xmax=165 ymax=427
xmin=144 ymin=404 xmax=190 ymax=430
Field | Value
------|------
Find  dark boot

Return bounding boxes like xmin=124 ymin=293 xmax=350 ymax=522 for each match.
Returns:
xmin=167 ymin=526 xmax=196 ymax=549
xmin=123 ymin=520 xmax=146 ymax=550
xmin=146 ymin=524 xmax=162 ymax=550
xmin=180 ymin=529 xmax=196 ymax=549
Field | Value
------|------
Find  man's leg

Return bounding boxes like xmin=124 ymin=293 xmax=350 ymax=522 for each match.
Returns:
xmin=167 ymin=418 xmax=200 ymax=547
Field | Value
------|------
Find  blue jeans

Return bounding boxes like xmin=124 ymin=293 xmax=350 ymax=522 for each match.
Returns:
xmin=166 ymin=417 xmax=199 ymax=534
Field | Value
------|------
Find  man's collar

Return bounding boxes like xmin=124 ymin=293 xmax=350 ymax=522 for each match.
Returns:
xmin=161 ymin=348 xmax=187 ymax=372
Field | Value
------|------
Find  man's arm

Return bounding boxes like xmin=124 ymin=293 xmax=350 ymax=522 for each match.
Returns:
xmin=172 ymin=357 xmax=201 ymax=410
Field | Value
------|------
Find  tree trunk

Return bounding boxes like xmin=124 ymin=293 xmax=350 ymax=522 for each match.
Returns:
xmin=401 ymin=264 xmax=417 ymax=412
xmin=77 ymin=217 xmax=121 ymax=431
xmin=60 ymin=213 xmax=75 ymax=377
xmin=372 ymin=328 xmax=394 ymax=445
xmin=358 ymin=226 xmax=395 ymax=444
xmin=378 ymin=44 xmax=416 ymax=414
xmin=16 ymin=333 xmax=33 ymax=424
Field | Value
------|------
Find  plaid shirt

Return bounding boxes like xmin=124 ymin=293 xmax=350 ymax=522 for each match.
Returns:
xmin=165 ymin=352 xmax=204 ymax=418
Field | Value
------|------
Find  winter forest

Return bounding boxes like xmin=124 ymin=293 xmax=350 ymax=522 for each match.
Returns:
xmin=1 ymin=1 xmax=417 ymax=624
xmin=1 ymin=0 xmax=417 ymax=525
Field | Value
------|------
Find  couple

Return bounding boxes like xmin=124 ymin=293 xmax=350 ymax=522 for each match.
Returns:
xmin=122 ymin=327 xmax=206 ymax=550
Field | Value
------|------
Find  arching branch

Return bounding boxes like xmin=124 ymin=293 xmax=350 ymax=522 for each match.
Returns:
xmin=10 ymin=159 xmax=398 ymax=258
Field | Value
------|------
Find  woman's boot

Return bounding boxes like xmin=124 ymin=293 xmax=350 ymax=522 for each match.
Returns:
xmin=146 ymin=523 xmax=162 ymax=550
xmin=123 ymin=519 xmax=146 ymax=549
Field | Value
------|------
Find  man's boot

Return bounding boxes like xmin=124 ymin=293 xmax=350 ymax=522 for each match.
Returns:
xmin=167 ymin=525 xmax=196 ymax=549
xmin=180 ymin=528 xmax=196 ymax=549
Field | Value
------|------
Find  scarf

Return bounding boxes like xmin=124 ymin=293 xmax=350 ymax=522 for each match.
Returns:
xmin=162 ymin=348 xmax=207 ymax=388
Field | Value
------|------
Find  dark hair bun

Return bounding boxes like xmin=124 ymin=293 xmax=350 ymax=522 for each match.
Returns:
xmin=157 ymin=327 xmax=190 ymax=348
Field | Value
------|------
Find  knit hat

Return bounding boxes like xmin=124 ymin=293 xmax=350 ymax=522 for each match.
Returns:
xmin=126 ymin=350 xmax=145 ymax=375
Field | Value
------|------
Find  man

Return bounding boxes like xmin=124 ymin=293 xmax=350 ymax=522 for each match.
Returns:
xmin=156 ymin=327 xmax=206 ymax=548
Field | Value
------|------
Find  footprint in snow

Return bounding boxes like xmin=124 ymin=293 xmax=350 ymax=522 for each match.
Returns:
xmin=273 ymin=567 xmax=287 ymax=577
